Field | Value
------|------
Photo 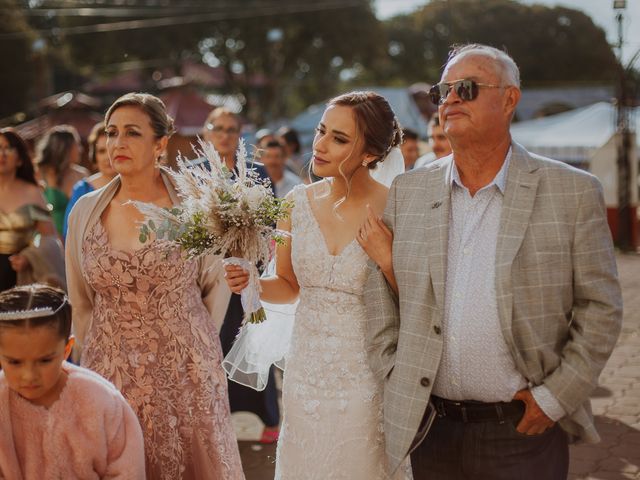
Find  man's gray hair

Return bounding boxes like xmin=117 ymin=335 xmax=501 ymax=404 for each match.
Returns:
xmin=447 ymin=44 xmax=520 ymax=88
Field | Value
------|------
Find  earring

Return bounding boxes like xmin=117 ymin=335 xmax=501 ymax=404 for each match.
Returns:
xmin=361 ymin=161 xmax=367 ymax=167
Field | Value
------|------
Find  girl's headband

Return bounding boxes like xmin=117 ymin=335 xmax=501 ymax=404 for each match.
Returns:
xmin=0 ymin=296 xmax=68 ymax=321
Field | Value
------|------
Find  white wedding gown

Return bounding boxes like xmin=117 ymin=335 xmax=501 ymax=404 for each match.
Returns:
xmin=274 ymin=185 xmax=407 ymax=480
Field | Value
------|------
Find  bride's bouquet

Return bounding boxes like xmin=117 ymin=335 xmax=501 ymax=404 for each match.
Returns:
xmin=134 ymin=139 xmax=293 ymax=324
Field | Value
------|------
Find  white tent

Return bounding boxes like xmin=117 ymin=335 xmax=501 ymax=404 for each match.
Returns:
xmin=510 ymin=101 xmax=640 ymax=166
xmin=510 ymin=101 xmax=639 ymax=216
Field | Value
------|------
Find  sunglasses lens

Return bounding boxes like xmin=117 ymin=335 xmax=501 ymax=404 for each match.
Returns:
xmin=429 ymin=85 xmax=442 ymax=105
xmin=431 ymin=79 xmax=479 ymax=104
xmin=455 ymin=80 xmax=477 ymax=101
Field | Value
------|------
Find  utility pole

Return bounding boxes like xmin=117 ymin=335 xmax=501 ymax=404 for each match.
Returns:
xmin=613 ymin=0 xmax=633 ymax=250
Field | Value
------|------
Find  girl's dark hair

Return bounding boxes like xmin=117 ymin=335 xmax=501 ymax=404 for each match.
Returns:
xmin=106 ymin=92 xmax=175 ymax=138
xmin=0 ymin=128 xmax=37 ymax=185
xmin=34 ymin=125 xmax=81 ymax=187
xmin=0 ymin=284 xmax=72 ymax=340
xmin=87 ymin=122 xmax=106 ymax=164
xmin=328 ymin=91 xmax=403 ymax=169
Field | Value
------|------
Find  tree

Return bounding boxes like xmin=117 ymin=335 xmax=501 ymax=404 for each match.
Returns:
xmin=0 ymin=0 xmax=39 ymax=120
xmin=197 ymin=1 xmax=384 ymax=123
xmin=13 ymin=0 xmax=384 ymax=123
xmin=370 ymin=0 xmax=620 ymax=87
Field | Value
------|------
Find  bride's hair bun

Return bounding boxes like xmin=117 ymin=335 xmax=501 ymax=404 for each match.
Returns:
xmin=328 ymin=91 xmax=402 ymax=169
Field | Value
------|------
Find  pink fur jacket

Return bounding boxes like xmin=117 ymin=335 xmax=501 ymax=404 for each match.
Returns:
xmin=0 ymin=363 xmax=145 ymax=479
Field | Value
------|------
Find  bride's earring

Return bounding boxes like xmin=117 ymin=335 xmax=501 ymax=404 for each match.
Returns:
xmin=361 ymin=161 xmax=368 ymax=167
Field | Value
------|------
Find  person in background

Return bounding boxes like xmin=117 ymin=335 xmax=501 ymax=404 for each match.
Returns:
xmin=400 ymin=128 xmax=420 ymax=170
xmin=414 ymin=114 xmax=452 ymax=169
xmin=261 ymin=140 xmax=302 ymax=198
xmin=276 ymin=126 xmax=306 ymax=177
xmin=0 ymin=284 xmax=145 ymax=478
xmin=198 ymin=107 xmax=281 ymax=445
xmin=255 ymin=128 xmax=277 ymax=149
xmin=34 ymin=125 xmax=90 ymax=236
xmin=0 ymin=128 xmax=65 ymax=292
xmin=62 ymin=122 xmax=117 ymax=240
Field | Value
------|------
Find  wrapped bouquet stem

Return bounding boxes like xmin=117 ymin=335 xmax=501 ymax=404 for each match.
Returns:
xmin=133 ymin=138 xmax=292 ymax=324
xmin=223 ymin=256 xmax=265 ymax=324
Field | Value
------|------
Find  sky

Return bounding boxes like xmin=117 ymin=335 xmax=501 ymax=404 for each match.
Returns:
xmin=374 ymin=0 xmax=640 ymax=66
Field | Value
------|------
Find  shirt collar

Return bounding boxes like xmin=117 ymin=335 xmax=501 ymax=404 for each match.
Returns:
xmin=450 ymin=147 xmax=512 ymax=194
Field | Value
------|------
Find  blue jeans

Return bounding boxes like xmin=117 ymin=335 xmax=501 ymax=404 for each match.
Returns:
xmin=410 ymin=403 xmax=569 ymax=479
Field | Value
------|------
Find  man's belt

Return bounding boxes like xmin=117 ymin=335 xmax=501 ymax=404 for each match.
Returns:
xmin=431 ymin=395 xmax=525 ymax=423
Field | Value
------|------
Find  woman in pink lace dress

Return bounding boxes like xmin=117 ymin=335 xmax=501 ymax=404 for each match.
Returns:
xmin=65 ymin=93 xmax=244 ymax=480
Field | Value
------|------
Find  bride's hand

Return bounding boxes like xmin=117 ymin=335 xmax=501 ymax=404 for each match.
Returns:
xmin=224 ymin=264 xmax=250 ymax=293
xmin=357 ymin=205 xmax=393 ymax=272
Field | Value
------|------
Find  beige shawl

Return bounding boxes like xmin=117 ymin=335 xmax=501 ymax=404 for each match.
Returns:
xmin=65 ymin=168 xmax=231 ymax=359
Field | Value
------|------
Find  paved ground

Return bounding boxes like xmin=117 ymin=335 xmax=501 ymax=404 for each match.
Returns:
xmin=236 ymin=252 xmax=640 ymax=480
xmin=569 ymin=252 xmax=640 ymax=480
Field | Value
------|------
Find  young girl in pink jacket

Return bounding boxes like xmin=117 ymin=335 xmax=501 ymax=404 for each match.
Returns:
xmin=0 ymin=284 xmax=145 ymax=480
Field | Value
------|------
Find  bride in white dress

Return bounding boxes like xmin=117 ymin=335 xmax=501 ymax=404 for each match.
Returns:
xmin=224 ymin=91 xmax=407 ymax=480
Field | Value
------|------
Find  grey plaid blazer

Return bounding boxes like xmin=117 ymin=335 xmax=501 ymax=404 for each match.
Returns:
xmin=364 ymin=142 xmax=623 ymax=473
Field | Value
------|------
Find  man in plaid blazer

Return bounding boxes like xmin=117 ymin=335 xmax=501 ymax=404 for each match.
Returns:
xmin=364 ymin=44 xmax=622 ymax=479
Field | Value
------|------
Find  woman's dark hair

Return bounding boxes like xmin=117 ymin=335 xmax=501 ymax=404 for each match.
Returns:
xmin=402 ymin=128 xmax=418 ymax=142
xmin=106 ymin=92 xmax=175 ymax=139
xmin=34 ymin=125 xmax=81 ymax=186
xmin=0 ymin=284 xmax=72 ymax=340
xmin=0 ymin=128 xmax=37 ymax=186
xmin=328 ymin=91 xmax=402 ymax=169
xmin=87 ymin=122 xmax=106 ymax=164
xmin=276 ymin=126 xmax=301 ymax=154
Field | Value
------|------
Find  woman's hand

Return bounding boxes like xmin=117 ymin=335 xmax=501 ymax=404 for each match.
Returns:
xmin=357 ymin=205 xmax=398 ymax=295
xmin=224 ymin=263 xmax=250 ymax=294
xmin=357 ymin=204 xmax=393 ymax=272
xmin=8 ymin=254 xmax=30 ymax=272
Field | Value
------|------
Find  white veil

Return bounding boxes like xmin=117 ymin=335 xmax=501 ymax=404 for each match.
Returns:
xmin=222 ymin=147 xmax=405 ymax=391
xmin=370 ymin=146 xmax=405 ymax=187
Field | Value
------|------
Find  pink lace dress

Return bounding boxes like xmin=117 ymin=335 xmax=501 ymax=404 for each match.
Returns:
xmin=80 ymin=221 xmax=244 ymax=480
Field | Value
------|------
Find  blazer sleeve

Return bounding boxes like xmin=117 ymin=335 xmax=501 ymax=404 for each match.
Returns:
xmin=364 ymin=177 xmax=401 ymax=380
xmin=198 ymin=254 xmax=232 ymax=333
xmin=543 ymin=174 xmax=623 ymax=414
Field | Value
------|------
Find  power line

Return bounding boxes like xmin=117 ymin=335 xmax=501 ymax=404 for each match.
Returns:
xmin=9 ymin=1 xmax=303 ymax=17
xmin=12 ymin=8 xmax=216 ymax=17
xmin=1 ymin=0 xmax=367 ymax=39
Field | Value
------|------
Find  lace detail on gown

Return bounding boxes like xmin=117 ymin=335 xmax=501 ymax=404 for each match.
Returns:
xmin=81 ymin=222 xmax=244 ymax=480
xmin=275 ymin=185 xmax=407 ymax=480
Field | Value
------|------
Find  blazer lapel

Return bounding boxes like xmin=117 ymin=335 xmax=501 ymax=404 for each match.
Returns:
xmin=495 ymin=144 xmax=540 ymax=365
xmin=424 ymin=158 xmax=452 ymax=310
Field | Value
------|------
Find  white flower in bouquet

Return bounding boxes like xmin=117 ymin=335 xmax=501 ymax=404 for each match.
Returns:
xmin=133 ymin=138 xmax=293 ymax=323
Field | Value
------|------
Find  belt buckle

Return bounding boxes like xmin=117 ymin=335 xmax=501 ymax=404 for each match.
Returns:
xmin=450 ymin=400 xmax=469 ymax=423
xmin=495 ymin=405 xmax=505 ymax=424
xmin=460 ymin=404 xmax=468 ymax=422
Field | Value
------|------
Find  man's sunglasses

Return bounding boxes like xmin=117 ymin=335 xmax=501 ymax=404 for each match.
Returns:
xmin=429 ymin=79 xmax=503 ymax=105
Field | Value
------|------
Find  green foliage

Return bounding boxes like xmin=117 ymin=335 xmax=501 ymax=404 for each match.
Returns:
xmin=175 ymin=211 xmax=217 ymax=256
xmin=371 ymin=0 xmax=620 ymax=86
xmin=191 ymin=0 xmax=383 ymax=122
xmin=3 ymin=0 xmax=625 ymax=121
xmin=13 ymin=0 xmax=382 ymax=122
xmin=0 ymin=1 xmax=38 ymax=119
xmin=138 ymin=193 xmax=292 ymax=258
xmin=256 ymin=196 xmax=295 ymax=226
